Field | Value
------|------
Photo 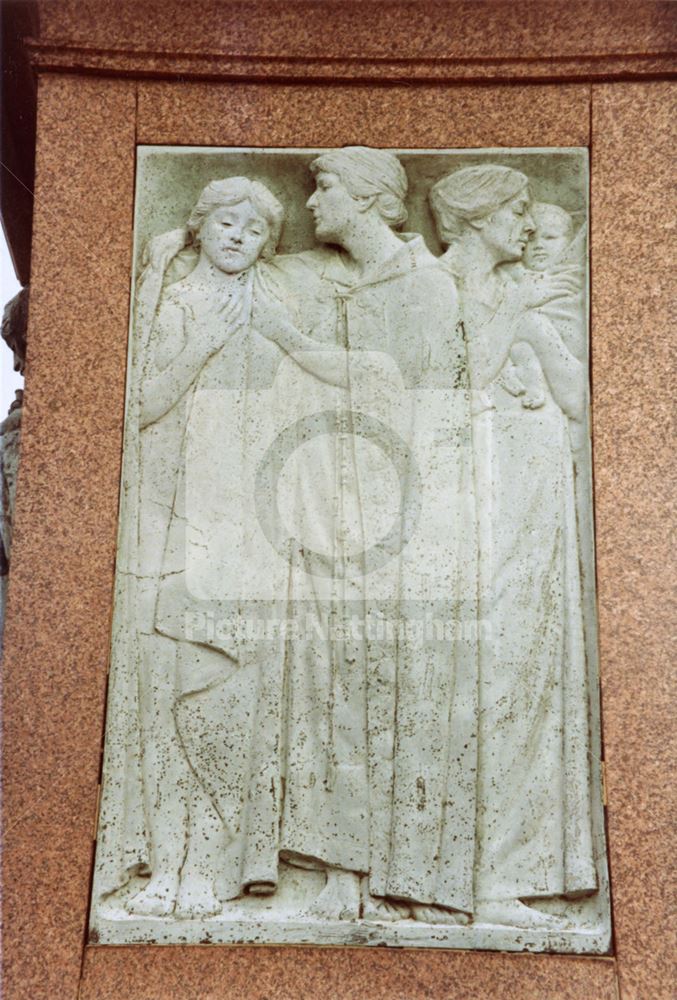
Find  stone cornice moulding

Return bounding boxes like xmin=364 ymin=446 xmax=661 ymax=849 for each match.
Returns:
xmin=26 ymin=39 xmax=677 ymax=85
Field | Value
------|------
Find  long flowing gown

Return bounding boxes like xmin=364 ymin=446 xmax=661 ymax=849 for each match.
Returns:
xmin=94 ymin=250 xmax=185 ymax=897
xmin=266 ymin=237 xmax=479 ymax=910
xmin=93 ymin=253 xmax=297 ymax=899
xmin=95 ymin=236 xmax=479 ymax=915
xmin=464 ymin=286 xmax=597 ymax=901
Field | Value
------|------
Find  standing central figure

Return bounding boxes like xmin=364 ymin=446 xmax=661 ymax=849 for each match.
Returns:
xmin=249 ymin=147 xmax=479 ymax=924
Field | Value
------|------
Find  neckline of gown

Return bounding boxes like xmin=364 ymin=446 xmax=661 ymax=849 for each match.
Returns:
xmin=321 ymin=233 xmax=440 ymax=294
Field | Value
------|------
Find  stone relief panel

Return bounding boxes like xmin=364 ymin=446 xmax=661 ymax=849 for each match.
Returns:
xmin=90 ymin=146 xmax=610 ymax=953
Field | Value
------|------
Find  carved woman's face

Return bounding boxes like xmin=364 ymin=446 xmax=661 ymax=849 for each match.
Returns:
xmin=306 ymin=171 xmax=360 ymax=243
xmin=479 ymin=190 xmax=534 ymax=262
xmin=523 ymin=207 xmax=573 ymax=271
xmin=198 ymin=200 xmax=270 ymax=273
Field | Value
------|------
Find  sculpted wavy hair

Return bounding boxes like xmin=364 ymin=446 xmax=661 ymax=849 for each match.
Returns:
xmin=310 ymin=147 xmax=409 ymax=229
xmin=187 ymin=177 xmax=284 ymax=260
xmin=430 ymin=165 xmax=529 ymax=244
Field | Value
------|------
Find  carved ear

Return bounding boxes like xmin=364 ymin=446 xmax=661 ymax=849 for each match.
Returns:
xmin=468 ymin=216 xmax=487 ymax=231
xmin=354 ymin=194 xmax=377 ymax=214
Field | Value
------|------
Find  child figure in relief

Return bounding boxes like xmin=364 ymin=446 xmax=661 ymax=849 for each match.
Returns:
xmin=116 ymin=178 xmax=289 ymax=919
xmin=500 ymin=201 xmax=584 ymax=411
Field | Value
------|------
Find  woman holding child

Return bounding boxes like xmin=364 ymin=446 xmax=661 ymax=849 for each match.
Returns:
xmin=430 ymin=165 xmax=597 ymax=929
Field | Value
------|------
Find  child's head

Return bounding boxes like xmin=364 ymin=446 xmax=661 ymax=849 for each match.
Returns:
xmin=187 ymin=177 xmax=284 ymax=273
xmin=523 ymin=202 xmax=575 ymax=271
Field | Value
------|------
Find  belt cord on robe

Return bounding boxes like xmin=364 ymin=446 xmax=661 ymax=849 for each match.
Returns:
xmin=325 ymin=289 xmax=353 ymax=792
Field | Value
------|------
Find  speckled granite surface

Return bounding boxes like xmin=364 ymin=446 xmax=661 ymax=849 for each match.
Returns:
xmin=591 ymin=81 xmax=676 ymax=1000
xmin=135 ymin=81 xmax=591 ymax=148
xmin=79 ymin=947 xmax=618 ymax=1000
xmin=1 ymin=75 xmax=137 ymax=1000
xmin=2 ymin=46 xmax=674 ymax=1000
xmin=35 ymin=0 xmax=676 ymax=67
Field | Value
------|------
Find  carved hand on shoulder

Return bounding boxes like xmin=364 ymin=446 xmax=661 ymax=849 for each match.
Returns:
xmin=144 ymin=228 xmax=188 ymax=271
xmin=515 ymin=267 xmax=581 ymax=311
xmin=251 ymin=287 xmax=291 ymax=340
xmin=185 ymin=291 xmax=246 ymax=356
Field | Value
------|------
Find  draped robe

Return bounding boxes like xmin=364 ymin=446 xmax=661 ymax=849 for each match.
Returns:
xmin=209 ymin=236 xmax=479 ymax=910
xmin=458 ymin=270 xmax=597 ymax=902
xmin=94 ymin=236 xmax=479 ymax=914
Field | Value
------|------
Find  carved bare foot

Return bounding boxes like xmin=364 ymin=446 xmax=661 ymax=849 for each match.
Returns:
xmin=302 ymin=868 xmax=360 ymax=921
xmin=361 ymin=879 xmax=411 ymax=922
xmin=126 ymin=872 xmax=179 ymax=916
xmin=175 ymin=871 xmax=222 ymax=918
xmin=476 ymin=898 xmax=565 ymax=929
xmin=411 ymin=904 xmax=470 ymax=925
xmin=522 ymin=392 xmax=546 ymax=409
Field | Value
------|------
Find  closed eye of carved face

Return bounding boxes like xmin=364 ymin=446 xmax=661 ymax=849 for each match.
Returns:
xmin=198 ymin=200 xmax=270 ymax=273
xmin=479 ymin=191 xmax=535 ymax=263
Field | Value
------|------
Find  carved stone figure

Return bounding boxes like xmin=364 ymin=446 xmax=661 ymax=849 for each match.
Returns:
xmin=503 ymin=201 xmax=587 ymax=410
xmin=430 ymin=165 xmax=596 ymax=930
xmin=0 ymin=288 xmax=28 ymax=652
xmin=0 ymin=389 xmax=23 ymax=642
xmin=91 ymin=147 xmax=608 ymax=953
xmin=255 ymin=148 xmax=478 ymax=925
xmin=97 ymin=178 xmax=293 ymax=918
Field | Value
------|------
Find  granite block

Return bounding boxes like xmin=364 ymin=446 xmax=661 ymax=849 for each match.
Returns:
xmin=3 ymin=52 xmax=674 ymax=999
xmin=591 ymin=80 xmax=677 ymax=1000
xmin=1 ymin=74 xmax=136 ymax=1000
xmin=136 ymin=80 xmax=590 ymax=148
xmin=79 ymin=946 xmax=618 ymax=1000
xmin=36 ymin=0 xmax=677 ymax=64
